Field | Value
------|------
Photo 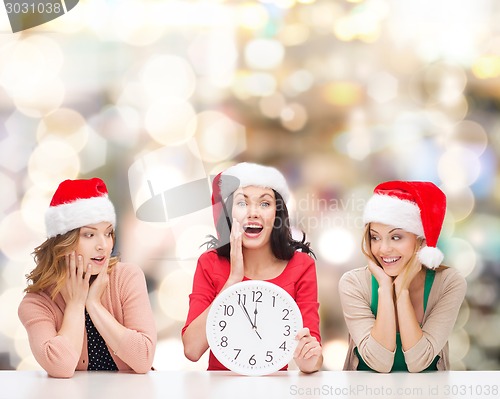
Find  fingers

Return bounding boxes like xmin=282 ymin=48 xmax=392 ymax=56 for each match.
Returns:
xmin=294 ymin=328 xmax=321 ymax=360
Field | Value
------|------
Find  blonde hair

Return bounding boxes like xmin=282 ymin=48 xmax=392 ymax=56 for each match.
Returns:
xmin=25 ymin=228 xmax=118 ymax=300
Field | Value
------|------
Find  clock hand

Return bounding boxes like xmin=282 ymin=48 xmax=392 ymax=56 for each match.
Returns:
xmin=239 ymin=302 xmax=255 ymax=328
xmin=253 ymin=302 xmax=258 ymax=328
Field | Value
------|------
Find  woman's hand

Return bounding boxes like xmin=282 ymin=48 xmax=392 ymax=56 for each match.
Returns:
xmin=60 ymin=251 xmax=91 ymax=307
xmin=367 ymin=259 xmax=393 ymax=289
xmin=394 ymin=254 xmax=422 ymax=296
xmin=225 ymin=218 xmax=244 ymax=288
xmin=293 ymin=327 xmax=322 ymax=373
xmin=86 ymin=262 xmax=109 ymax=307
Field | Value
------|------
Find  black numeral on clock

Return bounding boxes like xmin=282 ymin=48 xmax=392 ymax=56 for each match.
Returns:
xmin=282 ymin=308 xmax=290 ymax=320
xmin=222 ymin=305 xmax=234 ymax=316
xmin=234 ymin=349 xmax=241 ymax=359
xmin=265 ymin=351 xmax=273 ymax=362
xmin=283 ymin=325 xmax=290 ymax=336
xmin=219 ymin=320 xmax=226 ymax=331
xmin=249 ymin=355 xmax=256 ymax=365
xmin=220 ymin=336 xmax=228 ymax=347
xmin=237 ymin=294 xmax=247 ymax=306
xmin=252 ymin=290 xmax=262 ymax=303
xmin=279 ymin=341 xmax=287 ymax=351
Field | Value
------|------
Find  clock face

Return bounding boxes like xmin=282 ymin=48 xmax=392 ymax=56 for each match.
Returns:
xmin=206 ymin=280 xmax=303 ymax=376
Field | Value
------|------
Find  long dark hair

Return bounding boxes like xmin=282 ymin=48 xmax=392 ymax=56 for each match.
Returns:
xmin=203 ymin=189 xmax=315 ymax=260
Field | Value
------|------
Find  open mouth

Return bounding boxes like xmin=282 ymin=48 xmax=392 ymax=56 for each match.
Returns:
xmin=243 ymin=224 xmax=263 ymax=235
xmin=91 ymin=256 xmax=106 ymax=263
xmin=381 ymin=256 xmax=400 ymax=264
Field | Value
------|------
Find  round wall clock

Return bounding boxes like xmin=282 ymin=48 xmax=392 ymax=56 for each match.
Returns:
xmin=206 ymin=280 xmax=303 ymax=376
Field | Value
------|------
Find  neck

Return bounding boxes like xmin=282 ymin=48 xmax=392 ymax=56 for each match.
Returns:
xmin=408 ymin=268 xmax=427 ymax=292
xmin=242 ymin=245 xmax=279 ymax=279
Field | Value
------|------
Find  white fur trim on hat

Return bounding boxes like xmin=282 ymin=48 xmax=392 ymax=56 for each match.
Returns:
xmin=220 ymin=162 xmax=290 ymax=202
xmin=45 ymin=196 xmax=116 ymax=238
xmin=363 ymin=194 xmax=424 ymax=237
xmin=418 ymin=246 xmax=444 ymax=269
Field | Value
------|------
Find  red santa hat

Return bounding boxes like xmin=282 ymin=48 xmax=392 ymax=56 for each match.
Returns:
xmin=211 ymin=162 xmax=290 ymax=230
xmin=45 ymin=177 xmax=116 ymax=238
xmin=363 ymin=181 xmax=446 ymax=269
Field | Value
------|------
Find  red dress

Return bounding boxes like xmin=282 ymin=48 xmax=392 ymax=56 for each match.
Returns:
xmin=182 ymin=249 xmax=321 ymax=370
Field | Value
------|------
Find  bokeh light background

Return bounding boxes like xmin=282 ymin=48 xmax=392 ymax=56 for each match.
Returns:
xmin=1 ymin=0 xmax=499 ymax=371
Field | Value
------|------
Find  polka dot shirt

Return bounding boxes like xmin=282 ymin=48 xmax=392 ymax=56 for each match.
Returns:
xmin=85 ymin=309 xmax=118 ymax=371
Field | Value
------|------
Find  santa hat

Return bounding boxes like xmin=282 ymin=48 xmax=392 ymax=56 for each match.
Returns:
xmin=363 ymin=181 xmax=446 ymax=269
xmin=45 ymin=178 xmax=116 ymax=238
xmin=211 ymin=162 xmax=290 ymax=231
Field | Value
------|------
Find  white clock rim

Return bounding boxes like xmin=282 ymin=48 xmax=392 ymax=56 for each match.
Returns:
xmin=206 ymin=280 xmax=303 ymax=376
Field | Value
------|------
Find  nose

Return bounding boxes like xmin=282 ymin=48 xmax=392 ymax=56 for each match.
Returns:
xmin=95 ymin=235 xmax=108 ymax=251
xmin=247 ymin=202 xmax=259 ymax=218
xmin=379 ymin=238 xmax=392 ymax=254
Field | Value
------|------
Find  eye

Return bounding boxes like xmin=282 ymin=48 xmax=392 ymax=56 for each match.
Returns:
xmin=370 ymin=235 xmax=380 ymax=241
xmin=260 ymin=201 xmax=270 ymax=208
xmin=236 ymin=201 xmax=247 ymax=207
xmin=105 ymin=231 xmax=113 ymax=237
xmin=392 ymin=235 xmax=401 ymax=241
xmin=81 ymin=232 xmax=93 ymax=238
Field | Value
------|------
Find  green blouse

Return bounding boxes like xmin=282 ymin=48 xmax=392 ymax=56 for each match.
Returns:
xmin=355 ymin=269 xmax=439 ymax=372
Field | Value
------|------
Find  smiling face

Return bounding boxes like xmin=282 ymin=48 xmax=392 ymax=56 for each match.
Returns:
xmin=368 ymin=222 xmax=419 ymax=277
xmin=231 ymin=186 xmax=277 ymax=251
xmin=76 ymin=221 xmax=114 ymax=275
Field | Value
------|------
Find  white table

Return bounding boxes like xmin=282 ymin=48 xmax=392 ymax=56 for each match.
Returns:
xmin=0 ymin=370 xmax=498 ymax=399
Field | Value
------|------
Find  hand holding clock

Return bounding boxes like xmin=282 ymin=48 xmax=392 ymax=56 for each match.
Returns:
xmin=294 ymin=327 xmax=323 ymax=373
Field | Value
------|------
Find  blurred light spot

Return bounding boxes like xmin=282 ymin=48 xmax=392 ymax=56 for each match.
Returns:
xmin=0 ymin=35 xmax=63 ymax=96
xmin=188 ymin=111 xmax=246 ymax=163
xmin=2 ymin=112 xmax=39 ymax=172
xmin=447 ymin=120 xmax=488 ymax=156
xmin=79 ymin=129 xmax=109 ymax=174
xmin=280 ymin=103 xmax=308 ymax=131
xmin=140 ymin=55 xmax=196 ymax=102
xmin=0 ymin=211 xmax=44 ymax=262
xmin=475 ymin=316 xmax=500 ymax=349
xmin=259 ymin=93 xmax=286 ymax=119
xmin=367 ymin=72 xmax=398 ymax=103
xmin=0 ymin=288 xmax=25 ymax=338
xmin=278 ymin=23 xmax=310 ymax=46
xmin=245 ymin=39 xmax=285 ymax=70
xmin=0 ymin=172 xmax=16 ymax=213
xmin=444 ymin=237 xmax=476 ymax=277
xmin=322 ymin=339 xmax=349 ymax=370
xmin=187 ymin=31 xmax=237 ymax=79
xmin=448 ymin=328 xmax=469 ymax=362
xmin=88 ymin=105 xmax=142 ymax=147
xmin=323 ymin=82 xmax=363 ymax=107
xmin=175 ymin=224 xmax=213 ymax=260
xmin=438 ymin=146 xmax=481 ymax=190
xmin=37 ymin=108 xmax=89 ymax=152
xmin=145 ymin=99 xmax=197 ymax=146
xmin=441 ymin=185 xmax=475 ymax=222
xmin=471 ymin=55 xmax=500 ymax=79
xmin=285 ymin=70 xmax=314 ymax=94
xmin=28 ymin=141 xmax=80 ymax=190
xmin=20 ymin=185 xmax=51 ymax=234
xmin=13 ymin=78 xmax=65 ymax=118
xmin=318 ymin=227 xmax=355 ymax=264
xmin=236 ymin=3 xmax=269 ymax=31
xmin=158 ymin=269 xmax=194 ymax=321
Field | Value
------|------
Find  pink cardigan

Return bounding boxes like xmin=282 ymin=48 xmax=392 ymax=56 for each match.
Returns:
xmin=18 ymin=262 xmax=156 ymax=378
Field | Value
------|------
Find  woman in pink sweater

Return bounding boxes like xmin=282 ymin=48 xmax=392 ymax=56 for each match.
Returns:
xmin=18 ymin=178 xmax=156 ymax=378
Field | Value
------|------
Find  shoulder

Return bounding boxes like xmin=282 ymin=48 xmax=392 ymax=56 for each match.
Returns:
xmin=110 ymin=262 xmax=147 ymax=285
xmin=339 ymin=266 xmax=370 ymax=287
xmin=18 ymin=291 xmax=57 ymax=320
xmin=287 ymin=251 xmax=315 ymax=267
xmin=434 ymin=266 xmax=467 ymax=292
xmin=197 ymin=249 xmax=230 ymax=271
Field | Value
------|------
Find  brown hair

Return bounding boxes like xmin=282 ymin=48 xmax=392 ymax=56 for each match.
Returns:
xmin=25 ymin=228 xmax=118 ymax=300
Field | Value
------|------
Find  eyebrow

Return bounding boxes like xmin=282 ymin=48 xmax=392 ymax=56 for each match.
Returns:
xmin=370 ymin=228 xmax=402 ymax=234
xmin=234 ymin=192 xmax=274 ymax=200
xmin=81 ymin=224 xmax=113 ymax=230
